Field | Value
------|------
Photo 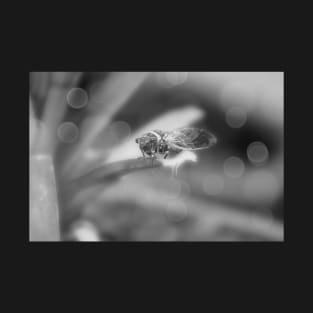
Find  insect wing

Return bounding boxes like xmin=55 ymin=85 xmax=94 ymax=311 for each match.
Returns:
xmin=165 ymin=128 xmax=217 ymax=150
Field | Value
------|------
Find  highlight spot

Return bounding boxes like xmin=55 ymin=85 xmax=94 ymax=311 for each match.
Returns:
xmin=223 ymin=156 xmax=245 ymax=178
xmin=71 ymin=220 xmax=100 ymax=241
xmin=109 ymin=121 xmax=131 ymax=141
xmin=67 ymin=88 xmax=88 ymax=109
xmin=225 ymin=106 xmax=247 ymax=128
xmin=57 ymin=122 xmax=79 ymax=143
xmin=247 ymin=141 xmax=269 ymax=165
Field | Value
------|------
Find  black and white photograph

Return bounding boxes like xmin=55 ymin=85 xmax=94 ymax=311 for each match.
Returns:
xmin=29 ymin=72 xmax=284 ymax=241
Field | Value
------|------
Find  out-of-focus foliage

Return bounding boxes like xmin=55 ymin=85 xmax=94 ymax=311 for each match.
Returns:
xmin=29 ymin=72 xmax=284 ymax=241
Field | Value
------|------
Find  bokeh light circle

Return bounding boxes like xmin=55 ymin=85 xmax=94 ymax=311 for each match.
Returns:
xmin=225 ymin=106 xmax=247 ymax=128
xmin=67 ymin=88 xmax=88 ymax=109
xmin=109 ymin=121 xmax=131 ymax=141
xmin=223 ymin=156 xmax=245 ymax=178
xmin=247 ymin=141 xmax=269 ymax=165
xmin=57 ymin=122 xmax=79 ymax=143
xmin=202 ymin=174 xmax=224 ymax=196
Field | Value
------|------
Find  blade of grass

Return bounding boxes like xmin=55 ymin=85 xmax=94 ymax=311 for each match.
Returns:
xmin=29 ymin=155 xmax=60 ymax=241
xmin=105 ymin=105 xmax=204 ymax=163
xmin=83 ymin=181 xmax=284 ymax=241
xmin=35 ymin=72 xmax=82 ymax=155
xmin=59 ymin=157 xmax=162 ymax=227
xmin=68 ymin=157 xmax=162 ymax=190
xmin=62 ymin=72 xmax=150 ymax=177
xmin=30 ymin=96 xmax=38 ymax=154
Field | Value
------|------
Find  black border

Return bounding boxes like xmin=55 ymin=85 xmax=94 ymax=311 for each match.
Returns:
xmin=20 ymin=45 xmax=292 ymax=275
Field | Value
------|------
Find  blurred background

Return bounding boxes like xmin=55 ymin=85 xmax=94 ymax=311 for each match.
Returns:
xmin=29 ymin=72 xmax=284 ymax=241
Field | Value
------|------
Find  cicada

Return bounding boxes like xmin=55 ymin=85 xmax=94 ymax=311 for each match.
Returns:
xmin=135 ymin=127 xmax=217 ymax=159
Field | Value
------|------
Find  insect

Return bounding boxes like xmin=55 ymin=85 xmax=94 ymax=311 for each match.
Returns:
xmin=135 ymin=127 xmax=217 ymax=159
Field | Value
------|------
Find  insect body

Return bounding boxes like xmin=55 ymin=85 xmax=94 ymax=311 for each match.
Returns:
xmin=135 ymin=128 xmax=217 ymax=159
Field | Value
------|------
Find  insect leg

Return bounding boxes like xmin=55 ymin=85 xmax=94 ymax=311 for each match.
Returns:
xmin=163 ymin=151 xmax=169 ymax=159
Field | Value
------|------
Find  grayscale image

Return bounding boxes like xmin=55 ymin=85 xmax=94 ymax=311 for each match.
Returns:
xmin=29 ymin=72 xmax=284 ymax=241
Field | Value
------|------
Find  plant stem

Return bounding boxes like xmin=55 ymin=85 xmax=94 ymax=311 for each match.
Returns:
xmin=68 ymin=157 xmax=162 ymax=190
